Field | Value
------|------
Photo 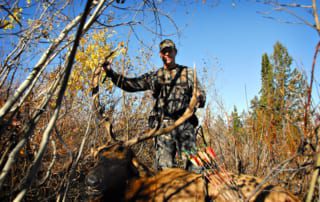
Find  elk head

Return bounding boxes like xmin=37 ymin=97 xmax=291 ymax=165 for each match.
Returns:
xmin=85 ymin=143 xmax=139 ymax=200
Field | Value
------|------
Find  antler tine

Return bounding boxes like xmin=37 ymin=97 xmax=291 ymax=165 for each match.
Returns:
xmin=91 ymin=57 xmax=117 ymax=145
xmin=124 ymin=64 xmax=198 ymax=147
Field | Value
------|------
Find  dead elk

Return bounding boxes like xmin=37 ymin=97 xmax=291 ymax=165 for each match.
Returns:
xmin=85 ymin=144 xmax=300 ymax=202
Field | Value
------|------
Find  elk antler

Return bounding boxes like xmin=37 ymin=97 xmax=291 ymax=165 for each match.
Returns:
xmin=91 ymin=51 xmax=119 ymax=144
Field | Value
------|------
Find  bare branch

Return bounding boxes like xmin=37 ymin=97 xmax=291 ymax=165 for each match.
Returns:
xmin=0 ymin=4 xmax=22 ymax=27
xmin=37 ymin=140 xmax=56 ymax=186
xmin=13 ymin=1 xmax=94 ymax=200
xmin=0 ymin=14 xmax=82 ymax=123
xmin=58 ymin=111 xmax=94 ymax=201
xmin=245 ymin=154 xmax=299 ymax=202
xmin=312 ymin=0 xmax=320 ymax=34
xmin=96 ymin=19 xmax=141 ymax=28
xmin=256 ymin=1 xmax=316 ymax=31
xmin=306 ymin=152 xmax=320 ymax=202
xmin=0 ymin=64 xmax=63 ymax=191
xmin=304 ymin=41 xmax=320 ymax=136
xmin=278 ymin=3 xmax=312 ymax=9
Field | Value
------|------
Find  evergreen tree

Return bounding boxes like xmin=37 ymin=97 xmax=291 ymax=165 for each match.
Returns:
xmin=286 ymin=68 xmax=308 ymax=123
xmin=231 ymin=105 xmax=242 ymax=135
xmin=250 ymin=96 xmax=260 ymax=113
xmin=272 ymin=42 xmax=292 ymax=125
xmin=248 ymin=41 xmax=308 ymax=158
xmin=260 ymin=53 xmax=274 ymax=109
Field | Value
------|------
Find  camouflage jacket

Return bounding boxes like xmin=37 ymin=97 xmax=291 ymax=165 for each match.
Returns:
xmin=106 ymin=64 xmax=206 ymax=126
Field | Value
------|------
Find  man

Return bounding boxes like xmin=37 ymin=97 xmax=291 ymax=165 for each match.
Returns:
xmin=102 ymin=39 xmax=206 ymax=171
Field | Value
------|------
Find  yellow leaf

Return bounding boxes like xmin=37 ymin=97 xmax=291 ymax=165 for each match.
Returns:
xmin=27 ymin=19 xmax=33 ymax=26
xmin=2 ymin=20 xmax=13 ymax=30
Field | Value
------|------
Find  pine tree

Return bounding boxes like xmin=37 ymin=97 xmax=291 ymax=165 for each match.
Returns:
xmin=260 ymin=53 xmax=274 ymax=109
xmin=286 ymin=68 xmax=308 ymax=123
xmin=272 ymin=42 xmax=292 ymax=129
xmin=231 ymin=105 xmax=242 ymax=135
xmin=248 ymin=41 xmax=308 ymax=160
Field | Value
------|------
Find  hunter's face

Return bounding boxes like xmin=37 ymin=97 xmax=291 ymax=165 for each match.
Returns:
xmin=160 ymin=47 xmax=176 ymax=67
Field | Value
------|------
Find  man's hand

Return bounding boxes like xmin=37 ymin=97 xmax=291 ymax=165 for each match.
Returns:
xmin=93 ymin=59 xmax=112 ymax=83
xmin=100 ymin=58 xmax=113 ymax=73
xmin=196 ymin=91 xmax=205 ymax=108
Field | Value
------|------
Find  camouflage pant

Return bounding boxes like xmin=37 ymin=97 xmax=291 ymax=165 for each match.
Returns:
xmin=155 ymin=120 xmax=198 ymax=172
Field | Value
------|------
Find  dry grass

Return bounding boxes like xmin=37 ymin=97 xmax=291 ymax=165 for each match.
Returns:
xmin=0 ymin=88 xmax=318 ymax=201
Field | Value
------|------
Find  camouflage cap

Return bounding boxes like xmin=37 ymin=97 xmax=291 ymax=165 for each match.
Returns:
xmin=159 ymin=39 xmax=177 ymax=52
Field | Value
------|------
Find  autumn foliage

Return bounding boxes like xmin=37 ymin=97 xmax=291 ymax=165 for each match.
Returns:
xmin=0 ymin=1 xmax=319 ymax=201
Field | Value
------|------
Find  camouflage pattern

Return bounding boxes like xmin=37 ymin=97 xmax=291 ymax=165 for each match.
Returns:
xmin=106 ymin=65 xmax=205 ymax=120
xmin=106 ymin=64 xmax=206 ymax=172
xmin=155 ymin=120 xmax=199 ymax=172
xmin=153 ymin=65 xmax=192 ymax=118
xmin=159 ymin=39 xmax=177 ymax=52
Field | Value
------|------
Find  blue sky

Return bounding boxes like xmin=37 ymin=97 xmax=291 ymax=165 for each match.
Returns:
xmin=132 ymin=1 xmax=319 ymax=113
xmin=2 ymin=1 xmax=318 ymax=114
